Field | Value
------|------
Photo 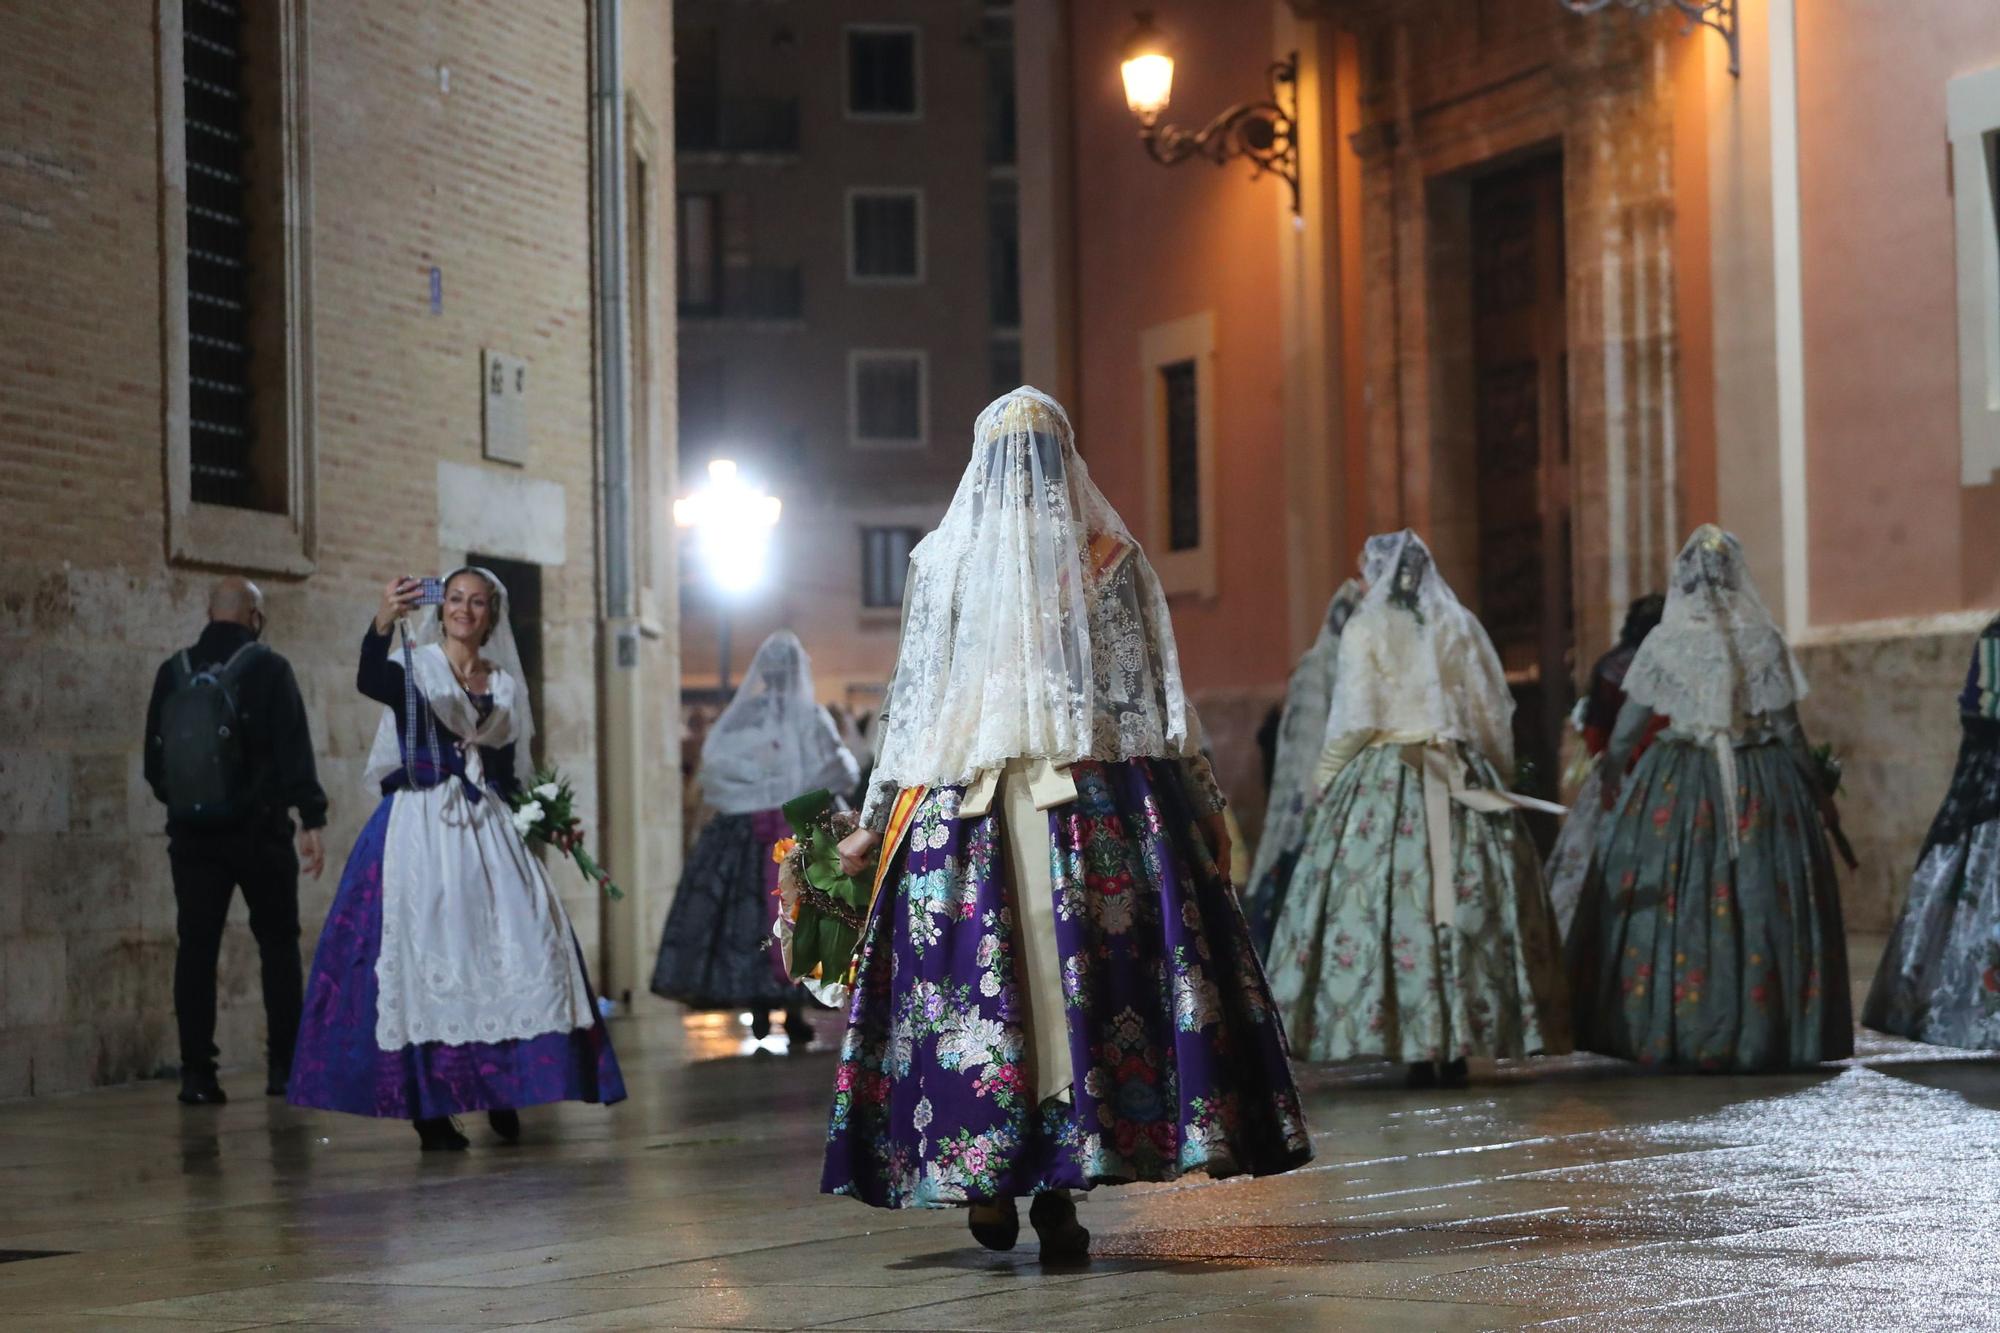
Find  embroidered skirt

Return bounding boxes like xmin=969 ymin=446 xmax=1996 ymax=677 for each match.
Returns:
xmin=1864 ymin=717 xmax=2000 ymax=1049
xmin=1567 ymin=736 xmax=1852 ymax=1071
xmin=821 ymin=758 xmax=1313 ymax=1209
xmin=1265 ymin=742 xmax=1571 ymax=1065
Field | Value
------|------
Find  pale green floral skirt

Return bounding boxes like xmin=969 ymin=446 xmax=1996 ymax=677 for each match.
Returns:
xmin=1266 ymin=742 xmax=1571 ymax=1064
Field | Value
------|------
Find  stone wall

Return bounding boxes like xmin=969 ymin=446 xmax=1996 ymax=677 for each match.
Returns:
xmin=0 ymin=2 xmax=678 ymax=1098
xmin=1793 ymin=616 xmax=1992 ymax=933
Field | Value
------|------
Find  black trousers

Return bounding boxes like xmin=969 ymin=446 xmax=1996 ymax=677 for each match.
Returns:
xmin=168 ymin=829 xmax=303 ymax=1077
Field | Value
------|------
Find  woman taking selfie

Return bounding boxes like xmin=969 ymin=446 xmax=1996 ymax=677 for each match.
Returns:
xmin=289 ymin=569 xmax=625 ymax=1149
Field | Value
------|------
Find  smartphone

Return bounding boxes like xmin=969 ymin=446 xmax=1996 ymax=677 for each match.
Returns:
xmin=411 ymin=576 xmax=446 ymax=607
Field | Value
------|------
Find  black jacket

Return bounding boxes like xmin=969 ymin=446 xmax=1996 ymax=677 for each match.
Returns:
xmin=144 ymin=622 xmax=328 ymax=837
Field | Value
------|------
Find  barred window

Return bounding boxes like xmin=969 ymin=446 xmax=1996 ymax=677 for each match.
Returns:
xmin=183 ymin=0 xmax=259 ymax=510
xmin=677 ymin=193 xmax=720 ymax=315
xmin=848 ymin=189 xmax=922 ymax=283
xmin=163 ymin=0 xmax=316 ymax=572
xmin=987 ymin=179 xmax=1020 ymax=328
xmin=1161 ymin=359 xmax=1200 ymax=553
xmin=850 ymin=351 xmax=926 ymax=447
xmin=847 ymin=27 xmax=919 ymax=118
xmin=861 ymin=526 xmax=920 ymax=609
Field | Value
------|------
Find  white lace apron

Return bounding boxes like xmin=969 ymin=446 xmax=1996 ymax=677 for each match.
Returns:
xmin=365 ymin=646 xmax=597 ymax=1050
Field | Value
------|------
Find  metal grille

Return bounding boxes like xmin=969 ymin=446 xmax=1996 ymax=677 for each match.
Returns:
xmin=183 ymin=0 xmax=256 ymax=509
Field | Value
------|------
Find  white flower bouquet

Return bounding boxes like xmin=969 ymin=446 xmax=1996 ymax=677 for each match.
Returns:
xmin=506 ymin=766 xmax=622 ymax=899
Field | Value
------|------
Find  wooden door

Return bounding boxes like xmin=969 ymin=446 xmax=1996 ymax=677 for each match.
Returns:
xmin=1469 ymin=155 xmax=1572 ymax=810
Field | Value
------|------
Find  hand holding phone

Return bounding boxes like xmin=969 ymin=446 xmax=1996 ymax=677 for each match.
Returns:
xmin=375 ymin=575 xmax=433 ymax=633
xmin=412 ymin=576 xmax=445 ymax=607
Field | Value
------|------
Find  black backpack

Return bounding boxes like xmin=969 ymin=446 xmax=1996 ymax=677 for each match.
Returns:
xmin=159 ymin=642 xmax=266 ymax=829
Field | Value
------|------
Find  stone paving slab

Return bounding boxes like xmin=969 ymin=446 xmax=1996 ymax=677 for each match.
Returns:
xmin=1 ymin=939 xmax=1997 ymax=1329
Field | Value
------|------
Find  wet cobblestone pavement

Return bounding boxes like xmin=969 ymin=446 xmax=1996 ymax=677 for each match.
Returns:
xmin=3 ymin=937 xmax=1998 ymax=1330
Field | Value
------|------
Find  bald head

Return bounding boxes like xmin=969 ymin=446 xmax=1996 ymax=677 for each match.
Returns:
xmin=207 ymin=576 xmax=265 ymax=628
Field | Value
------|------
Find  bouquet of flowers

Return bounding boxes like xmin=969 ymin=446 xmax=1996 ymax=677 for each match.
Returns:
xmin=771 ymin=789 xmax=866 ymax=1007
xmin=507 ymin=766 xmax=623 ymax=899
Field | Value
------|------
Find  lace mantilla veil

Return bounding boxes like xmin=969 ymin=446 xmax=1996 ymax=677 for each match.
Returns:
xmin=1248 ymin=579 xmax=1364 ymax=889
xmin=362 ymin=565 xmax=535 ymax=792
xmin=868 ymin=386 xmax=1192 ymax=792
xmin=1323 ymin=530 xmax=1516 ymax=772
xmin=1621 ymin=524 xmax=1807 ymax=735
xmin=700 ymin=630 xmax=858 ymax=815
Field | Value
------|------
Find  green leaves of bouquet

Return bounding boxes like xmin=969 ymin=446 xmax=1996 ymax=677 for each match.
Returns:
xmin=507 ymin=766 xmax=623 ymax=899
xmin=778 ymin=789 xmax=865 ymax=986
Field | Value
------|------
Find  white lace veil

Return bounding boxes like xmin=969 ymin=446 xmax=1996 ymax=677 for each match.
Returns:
xmin=1621 ymin=524 xmax=1808 ymax=736
xmin=1248 ymin=578 xmax=1364 ymax=887
xmin=699 ymin=630 xmax=858 ymax=815
xmin=869 ymin=386 xmax=1191 ymax=792
xmin=362 ymin=565 xmax=535 ymax=791
xmin=1324 ymin=530 xmax=1516 ymax=770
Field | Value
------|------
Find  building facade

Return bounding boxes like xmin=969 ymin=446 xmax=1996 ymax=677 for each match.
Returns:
xmin=1019 ymin=0 xmax=2000 ymax=926
xmin=673 ymin=0 xmax=1022 ymax=709
xmin=0 ymin=0 xmax=680 ymax=1096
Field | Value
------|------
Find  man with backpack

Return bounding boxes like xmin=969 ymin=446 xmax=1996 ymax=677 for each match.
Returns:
xmin=144 ymin=576 xmax=327 ymax=1105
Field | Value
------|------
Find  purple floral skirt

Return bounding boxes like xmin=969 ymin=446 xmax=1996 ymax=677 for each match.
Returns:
xmin=822 ymin=759 xmax=1314 ymax=1209
xmin=288 ymin=796 xmax=626 ymax=1120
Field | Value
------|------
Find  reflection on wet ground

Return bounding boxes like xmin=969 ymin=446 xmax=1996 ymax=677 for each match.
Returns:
xmin=2 ymin=938 xmax=1998 ymax=1330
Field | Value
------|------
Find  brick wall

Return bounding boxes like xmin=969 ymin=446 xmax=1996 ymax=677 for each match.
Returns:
xmin=0 ymin=0 xmax=678 ymax=1097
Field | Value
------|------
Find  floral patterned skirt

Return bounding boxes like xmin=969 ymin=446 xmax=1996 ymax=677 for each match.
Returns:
xmin=820 ymin=758 xmax=1314 ymax=1210
xmin=289 ymin=797 xmax=626 ymax=1120
xmin=650 ymin=808 xmax=800 ymax=1010
xmin=1567 ymin=737 xmax=1852 ymax=1071
xmin=1265 ymin=743 xmax=1571 ymax=1065
xmin=1863 ymin=719 xmax=2000 ymax=1049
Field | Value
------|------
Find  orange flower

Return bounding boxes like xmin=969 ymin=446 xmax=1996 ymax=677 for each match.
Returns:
xmin=772 ymin=837 xmax=798 ymax=864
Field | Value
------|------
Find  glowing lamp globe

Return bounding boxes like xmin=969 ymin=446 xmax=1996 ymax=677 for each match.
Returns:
xmin=1120 ymin=14 xmax=1174 ymax=123
xmin=674 ymin=458 xmax=782 ymax=596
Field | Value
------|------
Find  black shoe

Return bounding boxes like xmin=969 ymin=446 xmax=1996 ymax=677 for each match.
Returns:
xmin=784 ymin=1013 xmax=815 ymax=1050
xmin=750 ymin=1009 xmax=773 ymax=1040
xmin=265 ymin=1063 xmax=291 ymax=1097
xmin=967 ymin=1199 xmax=1020 ymax=1252
xmin=487 ymin=1109 xmax=521 ymax=1143
xmin=178 ymin=1071 xmax=227 ymax=1105
xmin=1404 ymin=1061 xmax=1439 ymax=1089
xmin=1440 ymin=1057 xmax=1470 ymax=1089
xmin=414 ymin=1117 xmax=469 ymax=1151
xmin=1029 ymin=1191 xmax=1090 ymax=1263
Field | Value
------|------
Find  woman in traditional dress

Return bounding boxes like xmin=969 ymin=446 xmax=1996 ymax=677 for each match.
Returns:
xmin=1241 ymin=579 xmax=1364 ymax=954
xmin=1863 ymin=614 xmax=2000 ymax=1049
xmin=289 ymin=570 xmax=625 ymax=1150
xmin=1567 ymin=526 xmax=1851 ymax=1071
xmin=1267 ymin=531 xmax=1570 ymax=1088
xmin=1544 ymin=593 xmax=1665 ymax=937
xmin=821 ymin=387 xmax=1312 ymax=1260
xmin=651 ymin=631 xmax=858 ymax=1047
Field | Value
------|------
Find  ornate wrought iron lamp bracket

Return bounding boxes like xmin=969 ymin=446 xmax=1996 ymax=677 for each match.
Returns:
xmin=1137 ymin=53 xmax=1301 ymax=214
xmin=1560 ymin=0 xmax=1738 ymax=78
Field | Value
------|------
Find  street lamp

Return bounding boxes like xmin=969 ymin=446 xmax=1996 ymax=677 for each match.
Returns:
xmin=1118 ymin=11 xmax=1301 ymax=215
xmin=673 ymin=458 xmax=781 ymax=693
